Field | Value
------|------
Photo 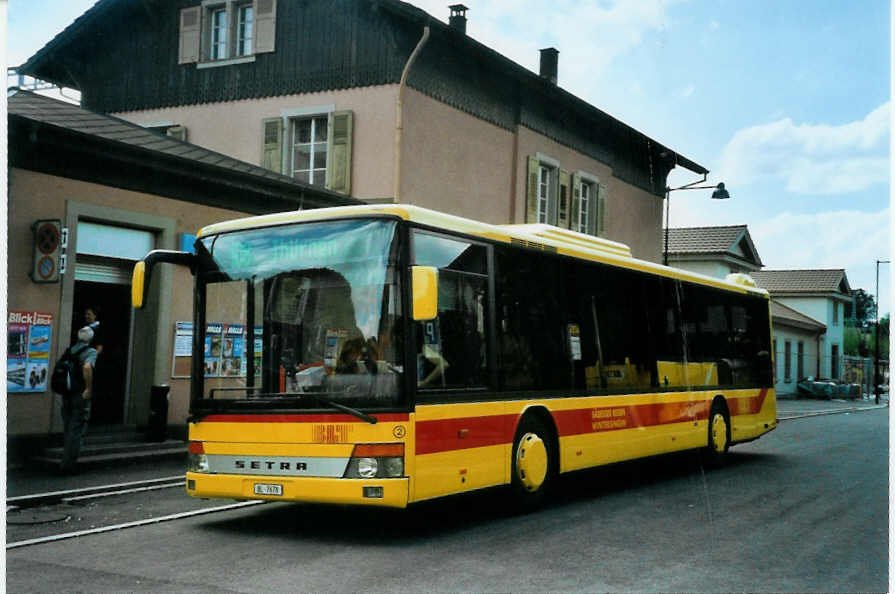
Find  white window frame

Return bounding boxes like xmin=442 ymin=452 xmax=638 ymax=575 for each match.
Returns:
xmin=201 ymin=0 xmax=255 ymax=63
xmin=236 ymin=3 xmax=254 ymax=56
xmin=280 ymin=106 xmax=335 ymax=187
xmin=537 ymin=165 xmax=552 ymax=224
xmin=576 ymin=171 xmax=600 ymax=234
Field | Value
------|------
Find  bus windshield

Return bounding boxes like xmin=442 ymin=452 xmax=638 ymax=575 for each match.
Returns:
xmin=193 ymin=218 xmax=404 ymax=411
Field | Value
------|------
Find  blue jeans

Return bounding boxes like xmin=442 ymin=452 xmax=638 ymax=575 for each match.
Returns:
xmin=61 ymin=395 xmax=91 ymax=469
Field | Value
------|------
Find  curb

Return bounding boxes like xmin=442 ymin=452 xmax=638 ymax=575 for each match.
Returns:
xmin=778 ymin=403 xmax=888 ymax=421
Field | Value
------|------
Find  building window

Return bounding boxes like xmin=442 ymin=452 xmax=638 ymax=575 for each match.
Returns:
xmin=784 ymin=340 xmax=792 ymax=381
xmin=831 ymin=344 xmax=840 ymax=379
xmin=578 ymin=181 xmax=595 ymax=234
xmin=290 ymin=116 xmax=328 ymax=186
xmin=179 ymin=1 xmax=274 ymax=65
xmin=797 ymin=341 xmax=804 ymax=380
xmin=236 ymin=4 xmax=254 ymax=56
xmin=537 ymin=165 xmax=553 ymax=224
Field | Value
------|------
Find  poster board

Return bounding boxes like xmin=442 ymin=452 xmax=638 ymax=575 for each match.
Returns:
xmin=8 ymin=311 xmax=54 ymax=393
xmin=172 ymin=321 xmax=261 ymax=379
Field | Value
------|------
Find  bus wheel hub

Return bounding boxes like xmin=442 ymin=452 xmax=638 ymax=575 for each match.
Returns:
xmin=711 ymin=414 xmax=728 ymax=452
xmin=516 ymin=433 xmax=548 ymax=491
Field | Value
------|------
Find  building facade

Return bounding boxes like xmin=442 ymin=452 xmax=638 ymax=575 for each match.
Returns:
xmin=19 ymin=0 xmax=707 ymax=262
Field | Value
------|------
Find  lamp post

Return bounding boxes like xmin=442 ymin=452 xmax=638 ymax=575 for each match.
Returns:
xmin=874 ymin=259 xmax=889 ymax=404
xmin=663 ymin=175 xmax=731 ymax=266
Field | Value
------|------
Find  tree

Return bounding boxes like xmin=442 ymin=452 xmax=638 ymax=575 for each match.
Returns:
xmin=847 ymin=289 xmax=877 ymax=329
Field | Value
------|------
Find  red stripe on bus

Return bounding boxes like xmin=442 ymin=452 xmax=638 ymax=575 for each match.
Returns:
xmin=199 ymin=413 xmax=410 ymax=423
xmin=415 ymin=414 xmax=516 ymax=455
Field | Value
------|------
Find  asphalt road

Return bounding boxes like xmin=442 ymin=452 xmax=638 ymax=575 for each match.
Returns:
xmin=7 ymin=409 xmax=888 ymax=593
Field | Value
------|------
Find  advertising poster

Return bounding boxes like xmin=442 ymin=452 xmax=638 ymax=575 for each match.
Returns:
xmin=8 ymin=311 xmax=54 ymax=393
xmin=173 ymin=321 xmax=261 ymax=379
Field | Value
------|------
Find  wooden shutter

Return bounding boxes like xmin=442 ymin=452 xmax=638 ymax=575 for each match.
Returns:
xmin=166 ymin=126 xmax=187 ymax=142
xmin=570 ymin=172 xmax=581 ymax=232
xmin=254 ymin=0 xmax=277 ymax=54
xmin=525 ymin=156 xmax=539 ymax=224
xmin=326 ymin=111 xmax=353 ymax=194
xmin=261 ymin=117 xmax=283 ymax=173
xmin=596 ymin=184 xmax=608 ymax=236
xmin=179 ymin=6 xmax=202 ymax=64
xmin=558 ymin=169 xmax=570 ymax=229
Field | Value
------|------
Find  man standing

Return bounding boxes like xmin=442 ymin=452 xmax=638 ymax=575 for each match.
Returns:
xmin=60 ymin=326 xmax=98 ymax=474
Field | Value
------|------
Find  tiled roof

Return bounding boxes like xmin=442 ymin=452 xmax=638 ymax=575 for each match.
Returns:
xmin=750 ymin=269 xmax=851 ymax=294
xmin=667 ymin=225 xmax=747 ymax=253
xmin=7 ymin=90 xmax=358 ymax=206
xmin=770 ymin=300 xmax=826 ymax=332
xmin=666 ymin=225 xmax=762 ymax=266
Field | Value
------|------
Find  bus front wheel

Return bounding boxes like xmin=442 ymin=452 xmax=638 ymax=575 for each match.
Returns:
xmin=510 ymin=415 xmax=555 ymax=509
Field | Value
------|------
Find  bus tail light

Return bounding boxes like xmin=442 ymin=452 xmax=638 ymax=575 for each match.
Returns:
xmin=188 ymin=441 xmax=209 ymax=473
xmin=344 ymin=444 xmax=405 ymax=478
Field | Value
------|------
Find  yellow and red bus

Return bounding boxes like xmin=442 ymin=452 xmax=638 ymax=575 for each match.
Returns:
xmin=133 ymin=204 xmax=776 ymax=508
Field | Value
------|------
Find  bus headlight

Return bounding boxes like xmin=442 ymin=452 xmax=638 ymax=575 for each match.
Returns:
xmin=188 ymin=441 xmax=209 ymax=473
xmin=357 ymin=457 xmax=378 ymax=478
xmin=343 ymin=444 xmax=405 ymax=478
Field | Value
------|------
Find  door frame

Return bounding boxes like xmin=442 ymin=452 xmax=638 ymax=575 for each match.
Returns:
xmin=52 ymin=200 xmax=175 ymax=431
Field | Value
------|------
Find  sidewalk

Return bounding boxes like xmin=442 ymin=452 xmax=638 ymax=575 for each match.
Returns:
xmin=6 ymin=395 xmax=888 ymax=500
xmin=776 ymin=394 xmax=889 ymax=419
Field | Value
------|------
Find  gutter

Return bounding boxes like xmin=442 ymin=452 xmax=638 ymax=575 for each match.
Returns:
xmin=394 ymin=24 xmax=430 ymax=203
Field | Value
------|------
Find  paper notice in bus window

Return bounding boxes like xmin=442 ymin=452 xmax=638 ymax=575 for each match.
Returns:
xmin=567 ymin=324 xmax=582 ymax=361
xmin=324 ymin=329 xmax=349 ymax=369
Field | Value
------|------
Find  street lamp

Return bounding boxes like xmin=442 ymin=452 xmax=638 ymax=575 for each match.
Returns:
xmin=663 ymin=174 xmax=731 ymax=266
xmin=874 ymin=259 xmax=889 ymax=404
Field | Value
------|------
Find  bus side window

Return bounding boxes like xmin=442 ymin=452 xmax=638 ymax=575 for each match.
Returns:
xmin=413 ymin=232 xmax=488 ymax=391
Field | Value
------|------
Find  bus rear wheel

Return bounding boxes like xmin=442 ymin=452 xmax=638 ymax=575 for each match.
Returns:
xmin=704 ymin=401 xmax=730 ymax=467
xmin=510 ymin=415 xmax=555 ymax=509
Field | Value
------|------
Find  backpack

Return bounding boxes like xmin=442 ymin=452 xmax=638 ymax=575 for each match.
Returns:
xmin=51 ymin=343 xmax=87 ymax=397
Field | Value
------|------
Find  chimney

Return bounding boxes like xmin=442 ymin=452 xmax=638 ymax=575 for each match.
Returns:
xmin=539 ymin=47 xmax=559 ymax=85
xmin=448 ymin=4 xmax=468 ymax=35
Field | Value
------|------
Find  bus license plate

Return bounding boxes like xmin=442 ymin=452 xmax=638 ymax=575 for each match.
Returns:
xmin=253 ymin=483 xmax=283 ymax=496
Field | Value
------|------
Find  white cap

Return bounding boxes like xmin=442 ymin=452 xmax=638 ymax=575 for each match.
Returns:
xmin=77 ymin=326 xmax=94 ymax=343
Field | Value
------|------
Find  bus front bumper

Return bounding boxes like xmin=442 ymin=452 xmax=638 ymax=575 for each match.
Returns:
xmin=185 ymin=472 xmax=410 ymax=508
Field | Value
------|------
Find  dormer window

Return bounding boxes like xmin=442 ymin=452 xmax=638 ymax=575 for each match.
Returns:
xmin=179 ymin=0 xmax=275 ymax=67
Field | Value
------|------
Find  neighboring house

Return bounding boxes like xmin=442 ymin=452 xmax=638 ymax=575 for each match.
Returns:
xmin=750 ymin=269 xmax=853 ymax=383
xmin=17 ymin=0 xmax=708 ymax=262
xmin=665 ymin=225 xmax=762 ymax=276
xmin=768 ymin=301 xmax=826 ymax=396
xmin=7 ymin=89 xmax=354 ymax=461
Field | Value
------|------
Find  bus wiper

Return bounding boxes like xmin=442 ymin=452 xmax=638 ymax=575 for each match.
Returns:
xmin=309 ymin=395 xmax=378 ymax=424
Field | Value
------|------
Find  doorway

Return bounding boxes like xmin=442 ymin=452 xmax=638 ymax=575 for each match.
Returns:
xmin=70 ymin=279 xmax=132 ymax=426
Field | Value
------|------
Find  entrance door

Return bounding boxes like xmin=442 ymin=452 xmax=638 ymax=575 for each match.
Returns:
xmin=72 ymin=222 xmax=155 ymax=426
xmin=71 ymin=276 xmax=132 ymax=425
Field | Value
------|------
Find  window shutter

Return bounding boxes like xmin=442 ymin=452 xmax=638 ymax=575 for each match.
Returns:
xmin=558 ymin=169 xmax=570 ymax=229
xmin=261 ymin=117 xmax=283 ymax=173
xmin=166 ymin=126 xmax=188 ymax=142
xmin=596 ymin=184 xmax=608 ymax=236
xmin=570 ymin=172 xmax=581 ymax=232
xmin=525 ymin=156 xmax=539 ymax=224
xmin=326 ymin=110 xmax=353 ymax=194
xmin=179 ymin=6 xmax=201 ymax=64
xmin=586 ymin=185 xmax=598 ymax=236
xmin=254 ymin=0 xmax=277 ymax=54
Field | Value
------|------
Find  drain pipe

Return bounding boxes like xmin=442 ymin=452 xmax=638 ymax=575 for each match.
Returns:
xmin=394 ymin=24 xmax=430 ymax=203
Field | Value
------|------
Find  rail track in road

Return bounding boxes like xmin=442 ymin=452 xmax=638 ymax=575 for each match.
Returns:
xmin=6 ymin=475 xmax=268 ymax=549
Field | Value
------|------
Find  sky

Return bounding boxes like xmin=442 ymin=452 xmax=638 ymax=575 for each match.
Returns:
xmin=5 ymin=0 xmax=892 ymax=315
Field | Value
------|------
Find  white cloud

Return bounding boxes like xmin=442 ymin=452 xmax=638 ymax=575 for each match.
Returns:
xmin=675 ymin=84 xmax=695 ymax=99
xmin=717 ymin=103 xmax=890 ymax=194
xmin=750 ymin=208 xmax=891 ymax=313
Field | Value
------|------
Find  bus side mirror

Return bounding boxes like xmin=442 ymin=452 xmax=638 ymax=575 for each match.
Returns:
xmin=132 ymin=249 xmax=198 ymax=310
xmin=132 ymin=261 xmax=147 ymax=309
xmin=412 ymin=266 xmax=438 ymax=321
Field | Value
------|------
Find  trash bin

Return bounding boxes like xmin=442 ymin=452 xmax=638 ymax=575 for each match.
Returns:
xmin=148 ymin=384 xmax=170 ymax=442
